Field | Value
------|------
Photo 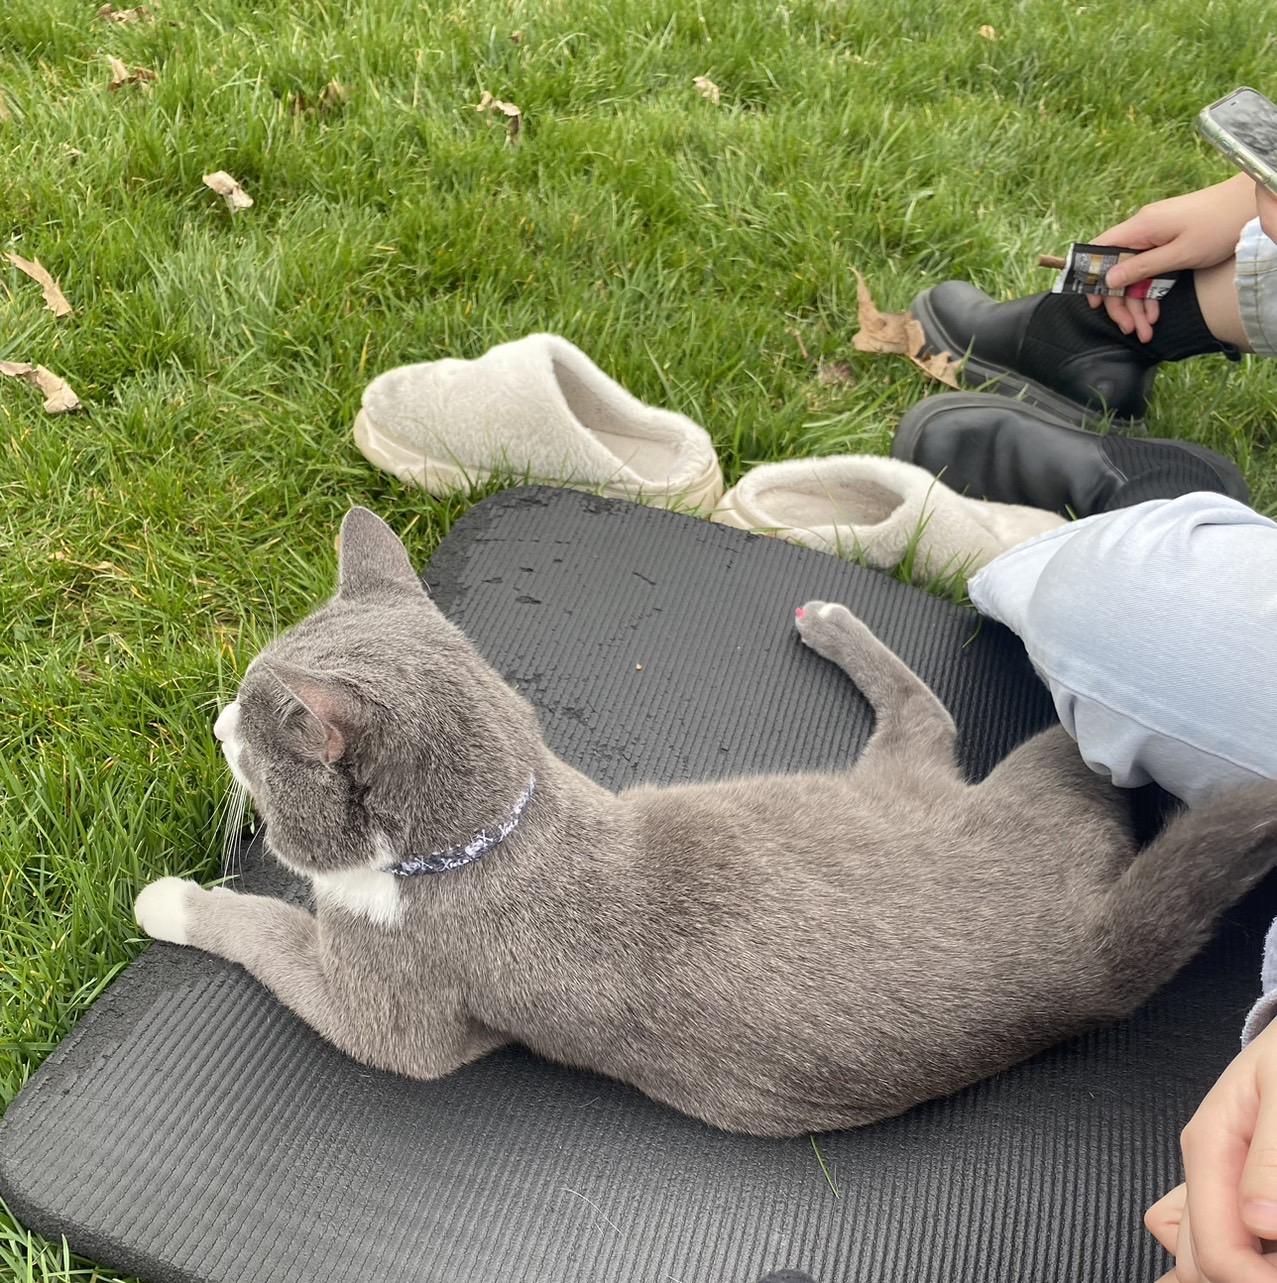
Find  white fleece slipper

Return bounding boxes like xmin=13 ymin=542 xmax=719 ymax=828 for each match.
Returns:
xmin=354 ymin=334 xmax=723 ymax=512
xmin=713 ymin=455 xmax=1066 ymax=578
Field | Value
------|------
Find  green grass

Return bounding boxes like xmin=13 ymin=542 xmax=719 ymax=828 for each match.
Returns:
xmin=2 ymin=0 xmax=1276 ymax=1277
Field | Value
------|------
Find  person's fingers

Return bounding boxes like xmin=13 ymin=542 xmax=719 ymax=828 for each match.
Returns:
xmin=1240 ymin=1072 xmax=1277 ymax=1241
xmin=1182 ymin=1108 xmax=1277 ymax=1283
xmin=1104 ymin=295 xmax=1137 ymax=335
xmin=1093 ymin=289 xmax=1159 ymax=337
xmin=1148 ymin=1184 xmax=1189 ymax=1254
xmin=1176 ymin=1201 xmax=1203 ymax=1283
xmin=1105 ymin=243 xmax=1186 ymax=289
xmin=1124 ymin=295 xmax=1155 ymax=343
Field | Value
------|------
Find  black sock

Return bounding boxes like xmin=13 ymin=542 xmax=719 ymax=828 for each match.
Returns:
xmin=1022 ymin=271 xmax=1239 ymax=366
xmin=1136 ymin=272 xmax=1241 ymax=362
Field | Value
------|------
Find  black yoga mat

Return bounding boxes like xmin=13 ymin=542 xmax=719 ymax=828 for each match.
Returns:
xmin=2 ymin=485 xmax=1271 ymax=1283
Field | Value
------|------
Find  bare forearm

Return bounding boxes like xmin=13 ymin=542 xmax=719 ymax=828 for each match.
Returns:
xmin=1210 ymin=171 xmax=1263 ymax=235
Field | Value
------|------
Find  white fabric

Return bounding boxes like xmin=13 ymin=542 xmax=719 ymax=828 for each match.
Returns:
xmin=360 ymin=333 xmax=717 ymax=490
xmin=719 ymin=455 xmax=1065 ymax=577
xmin=1243 ymin=916 xmax=1277 ymax=1044
xmin=969 ymin=493 xmax=1277 ymax=806
xmin=1236 ymin=216 xmax=1277 ymax=358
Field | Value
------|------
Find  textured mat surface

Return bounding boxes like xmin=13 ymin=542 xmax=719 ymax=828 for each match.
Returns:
xmin=2 ymin=485 xmax=1273 ymax=1283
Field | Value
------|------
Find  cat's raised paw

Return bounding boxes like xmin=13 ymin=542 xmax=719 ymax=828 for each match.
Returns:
xmin=135 ymin=876 xmax=198 ymax=945
xmin=794 ymin=600 xmax=870 ymax=660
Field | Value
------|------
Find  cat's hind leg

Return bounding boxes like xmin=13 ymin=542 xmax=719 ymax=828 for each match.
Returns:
xmin=1091 ymin=781 xmax=1277 ymax=1009
xmin=972 ymin=723 xmax=1138 ymax=880
xmin=977 ymin=723 xmax=1133 ymax=828
xmin=795 ymin=601 xmax=958 ymax=776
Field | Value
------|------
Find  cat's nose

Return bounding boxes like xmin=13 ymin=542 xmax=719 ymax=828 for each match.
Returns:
xmin=213 ymin=702 xmax=241 ymax=743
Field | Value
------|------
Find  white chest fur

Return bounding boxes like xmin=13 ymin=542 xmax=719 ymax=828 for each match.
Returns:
xmin=311 ymin=865 xmax=403 ymax=928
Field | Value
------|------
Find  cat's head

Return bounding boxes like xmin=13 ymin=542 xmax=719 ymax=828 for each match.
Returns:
xmin=215 ymin=507 xmax=542 ymax=876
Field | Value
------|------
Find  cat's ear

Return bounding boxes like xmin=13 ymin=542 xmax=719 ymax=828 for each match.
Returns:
xmin=337 ymin=507 xmax=425 ymax=599
xmin=261 ymin=660 xmax=363 ymax=765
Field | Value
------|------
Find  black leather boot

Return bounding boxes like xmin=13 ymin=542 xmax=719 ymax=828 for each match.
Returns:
xmin=910 ymin=278 xmax=1237 ymax=427
xmin=892 ymin=393 xmax=1250 ymax=519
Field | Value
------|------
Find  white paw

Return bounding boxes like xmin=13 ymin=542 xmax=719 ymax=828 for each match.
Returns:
xmin=794 ymin=600 xmax=850 ymax=634
xmin=794 ymin=600 xmax=870 ymax=661
xmin=135 ymin=876 xmax=198 ymax=945
xmin=793 ymin=600 xmax=841 ymax=625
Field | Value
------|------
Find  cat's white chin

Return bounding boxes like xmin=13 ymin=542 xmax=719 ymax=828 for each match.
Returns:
xmin=135 ymin=876 xmax=197 ymax=945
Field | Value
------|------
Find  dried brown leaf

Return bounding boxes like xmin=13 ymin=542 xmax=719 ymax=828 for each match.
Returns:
xmin=5 ymin=252 xmax=73 ymax=317
xmin=98 ymin=3 xmax=154 ymax=22
xmin=202 ymin=170 xmax=254 ymax=212
xmin=693 ymin=75 xmax=721 ymax=105
xmin=0 ymin=93 xmax=12 ymax=124
xmin=107 ymin=55 xmax=156 ymax=89
xmin=904 ymin=318 xmax=963 ymax=389
xmin=850 ymin=269 xmax=914 ymax=353
xmin=817 ymin=360 xmax=855 ymax=387
xmin=473 ymin=91 xmax=522 ymax=142
xmin=0 ymin=361 xmax=82 ymax=413
xmin=852 ymin=271 xmax=964 ymax=388
xmin=978 ymin=23 xmax=999 ymax=40
xmin=510 ymin=30 xmax=524 ymax=45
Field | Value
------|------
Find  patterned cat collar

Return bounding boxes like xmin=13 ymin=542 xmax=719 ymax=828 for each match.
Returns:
xmin=385 ymin=773 xmax=536 ymax=877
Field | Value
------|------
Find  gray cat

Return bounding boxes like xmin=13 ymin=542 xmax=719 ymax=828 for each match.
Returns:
xmin=136 ymin=507 xmax=1277 ymax=1137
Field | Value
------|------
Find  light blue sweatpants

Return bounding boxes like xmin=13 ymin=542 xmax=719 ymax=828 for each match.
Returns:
xmin=972 ymin=220 xmax=1277 ymax=1033
xmin=969 ymin=493 xmax=1277 ymax=808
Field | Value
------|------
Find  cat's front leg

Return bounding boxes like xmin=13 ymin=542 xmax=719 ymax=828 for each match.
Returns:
xmin=135 ymin=877 xmax=340 ymax=1044
xmin=134 ymin=878 xmax=491 ymax=1080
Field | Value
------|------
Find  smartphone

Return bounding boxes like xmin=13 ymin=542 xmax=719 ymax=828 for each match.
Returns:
xmin=1197 ymin=86 xmax=1277 ymax=195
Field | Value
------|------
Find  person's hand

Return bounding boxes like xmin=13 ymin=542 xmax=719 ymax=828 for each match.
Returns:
xmin=1084 ymin=174 xmax=1258 ymax=343
xmin=1146 ymin=1017 xmax=1277 ymax=1281
xmin=1257 ymin=184 xmax=1277 ymax=246
xmin=1148 ymin=1184 xmax=1201 ymax=1280
xmin=1148 ymin=1183 xmax=1277 ymax=1281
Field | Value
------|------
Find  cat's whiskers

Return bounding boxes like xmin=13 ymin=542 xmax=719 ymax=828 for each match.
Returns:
xmin=205 ymin=767 xmax=236 ymax=853
xmin=211 ymin=777 xmax=236 ymax=879
xmin=220 ymin=777 xmax=250 ymax=881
